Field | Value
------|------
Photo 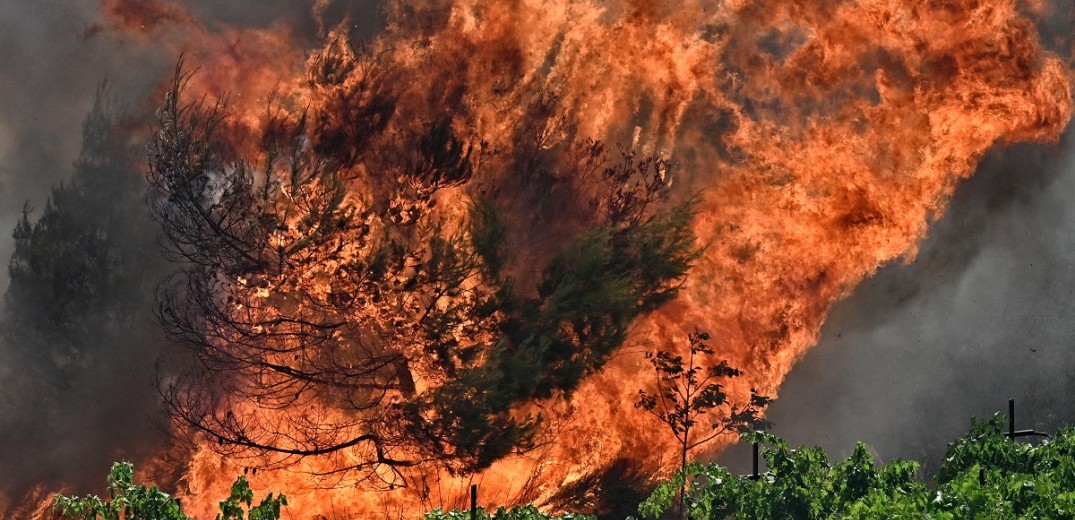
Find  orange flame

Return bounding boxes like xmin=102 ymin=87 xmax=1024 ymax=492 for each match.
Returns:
xmin=85 ymin=0 xmax=1074 ymax=517
xmin=98 ymin=0 xmax=306 ymax=136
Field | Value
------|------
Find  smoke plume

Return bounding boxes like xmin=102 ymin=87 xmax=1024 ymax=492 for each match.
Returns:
xmin=744 ymin=125 xmax=1075 ymax=477
xmin=727 ymin=4 xmax=1075 ymax=478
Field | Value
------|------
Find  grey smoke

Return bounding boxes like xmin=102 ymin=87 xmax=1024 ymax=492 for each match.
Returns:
xmin=0 ymin=1 xmax=165 ymax=295
xmin=720 ymin=126 xmax=1075 ymax=477
xmin=0 ymin=2 xmax=171 ymax=505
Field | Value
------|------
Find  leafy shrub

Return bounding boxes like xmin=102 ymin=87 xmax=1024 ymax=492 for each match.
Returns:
xmin=638 ymin=415 xmax=1075 ymax=519
xmin=54 ymin=413 xmax=1075 ymax=519
xmin=424 ymin=505 xmax=594 ymax=520
xmin=52 ymin=462 xmax=286 ymax=520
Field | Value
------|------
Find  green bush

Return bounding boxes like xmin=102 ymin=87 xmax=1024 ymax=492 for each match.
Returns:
xmin=52 ymin=462 xmax=286 ymax=520
xmin=424 ymin=505 xmax=594 ymax=520
xmin=54 ymin=414 xmax=1075 ymax=519
xmin=637 ymin=415 xmax=1075 ymax=519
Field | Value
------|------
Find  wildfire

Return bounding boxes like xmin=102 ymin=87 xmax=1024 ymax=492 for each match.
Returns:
xmin=82 ymin=0 xmax=1074 ymax=517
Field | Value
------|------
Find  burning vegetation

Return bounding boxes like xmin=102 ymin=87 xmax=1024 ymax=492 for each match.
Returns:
xmin=151 ymin=55 xmax=700 ymax=482
xmin=2 ymin=0 xmax=1074 ymax=517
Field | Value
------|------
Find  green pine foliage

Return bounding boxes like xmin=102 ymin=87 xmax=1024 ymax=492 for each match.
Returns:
xmin=6 ymin=88 xmax=160 ymax=375
xmin=400 ymin=195 xmax=702 ymax=472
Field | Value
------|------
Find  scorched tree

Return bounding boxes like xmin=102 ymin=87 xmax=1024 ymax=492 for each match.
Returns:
xmin=150 ymin=46 xmax=699 ymax=486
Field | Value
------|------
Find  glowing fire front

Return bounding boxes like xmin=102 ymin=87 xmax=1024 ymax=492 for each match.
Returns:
xmin=90 ymin=0 xmax=1073 ymax=517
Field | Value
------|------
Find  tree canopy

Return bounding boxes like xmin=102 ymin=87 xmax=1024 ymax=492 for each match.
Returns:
xmin=7 ymin=89 xmax=160 ymax=379
xmin=150 ymin=47 xmax=700 ymax=484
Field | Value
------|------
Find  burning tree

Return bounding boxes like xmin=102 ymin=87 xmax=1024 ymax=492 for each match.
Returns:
xmin=150 ymin=48 xmax=700 ymax=486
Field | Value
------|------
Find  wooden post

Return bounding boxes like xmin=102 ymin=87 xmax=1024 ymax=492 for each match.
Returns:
xmin=1009 ymin=398 xmax=1016 ymax=438
xmin=470 ymin=484 xmax=477 ymax=520
xmin=751 ymin=440 xmax=760 ymax=481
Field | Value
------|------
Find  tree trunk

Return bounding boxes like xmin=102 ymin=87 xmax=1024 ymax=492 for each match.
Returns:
xmin=680 ymin=442 xmax=688 ymax=520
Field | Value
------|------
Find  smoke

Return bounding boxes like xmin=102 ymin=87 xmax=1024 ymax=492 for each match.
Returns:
xmin=0 ymin=120 xmax=13 ymax=167
xmin=730 ymin=126 xmax=1075 ymax=476
xmin=0 ymin=2 xmax=162 ymax=509
xmin=0 ymin=0 xmax=385 ymax=513
xmin=721 ymin=5 xmax=1075 ymax=478
xmin=176 ymin=0 xmax=386 ymax=37
xmin=0 ymin=0 xmax=203 ymax=291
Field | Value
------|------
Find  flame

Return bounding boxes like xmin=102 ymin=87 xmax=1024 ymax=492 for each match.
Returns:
xmin=77 ymin=0 xmax=1074 ymax=517
xmin=97 ymin=0 xmax=306 ymax=135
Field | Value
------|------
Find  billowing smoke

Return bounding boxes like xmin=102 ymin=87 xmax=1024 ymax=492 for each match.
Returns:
xmin=726 ymin=5 xmax=1075 ymax=477
xmin=0 ymin=2 xmax=157 ymax=286
xmin=738 ymin=125 xmax=1075 ymax=477
xmin=0 ymin=2 xmax=166 ymax=513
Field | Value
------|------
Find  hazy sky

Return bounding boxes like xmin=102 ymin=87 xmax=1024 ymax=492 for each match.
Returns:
xmin=0 ymin=1 xmax=156 ymax=293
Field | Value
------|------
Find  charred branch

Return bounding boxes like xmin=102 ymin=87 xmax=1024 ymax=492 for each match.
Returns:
xmin=150 ymin=50 xmax=699 ymax=483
